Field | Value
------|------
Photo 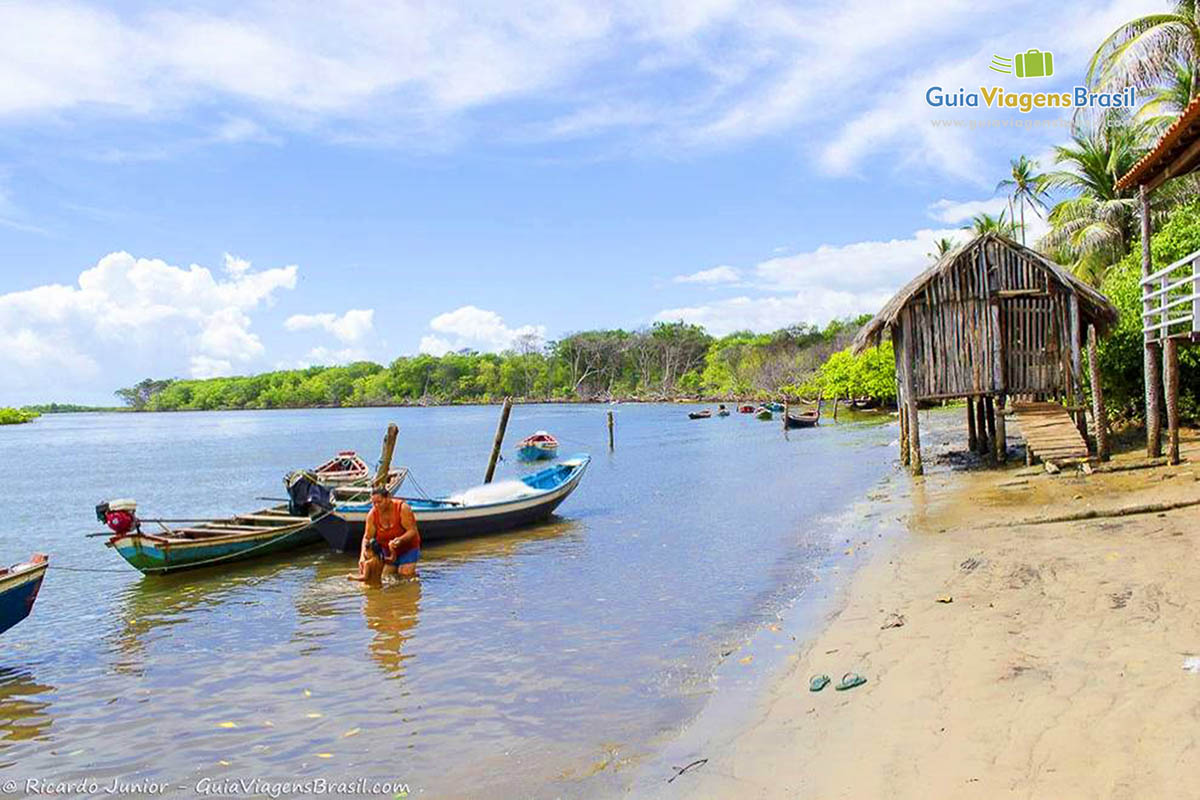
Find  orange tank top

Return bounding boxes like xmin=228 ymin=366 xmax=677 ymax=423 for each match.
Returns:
xmin=368 ymin=499 xmax=419 ymax=553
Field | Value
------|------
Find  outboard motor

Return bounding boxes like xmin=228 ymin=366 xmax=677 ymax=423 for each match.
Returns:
xmin=96 ymin=499 xmax=140 ymax=537
xmin=284 ymin=471 xmax=334 ymax=517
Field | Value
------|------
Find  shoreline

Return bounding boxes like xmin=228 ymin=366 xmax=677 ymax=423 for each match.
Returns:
xmin=640 ymin=427 xmax=1200 ymax=798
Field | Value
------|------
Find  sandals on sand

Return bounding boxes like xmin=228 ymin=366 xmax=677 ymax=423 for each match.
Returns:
xmin=809 ymin=674 xmax=830 ymax=692
xmin=835 ymin=672 xmax=867 ymax=691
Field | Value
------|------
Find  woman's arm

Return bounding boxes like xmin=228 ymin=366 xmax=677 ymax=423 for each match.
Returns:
xmin=390 ymin=502 xmax=420 ymax=551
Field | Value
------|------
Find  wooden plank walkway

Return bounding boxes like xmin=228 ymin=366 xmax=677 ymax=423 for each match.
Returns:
xmin=1011 ymin=401 xmax=1090 ymax=464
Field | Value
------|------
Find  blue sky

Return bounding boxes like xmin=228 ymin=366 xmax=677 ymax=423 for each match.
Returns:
xmin=0 ymin=0 xmax=1162 ymax=403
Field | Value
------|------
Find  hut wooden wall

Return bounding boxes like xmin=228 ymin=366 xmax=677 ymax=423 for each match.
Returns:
xmin=903 ymin=240 xmax=1076 ymax=400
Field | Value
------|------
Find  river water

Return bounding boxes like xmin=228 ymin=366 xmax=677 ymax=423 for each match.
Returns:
xmin=0 ymin=404 xmax=898 ymax=797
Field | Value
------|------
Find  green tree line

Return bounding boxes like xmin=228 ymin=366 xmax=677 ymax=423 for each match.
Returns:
xmin=114 ymin=317 xmax=899 ymax=411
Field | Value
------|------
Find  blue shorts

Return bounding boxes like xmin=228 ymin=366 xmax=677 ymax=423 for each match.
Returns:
xmin=372 ymin=541 xmax=420 ymax=566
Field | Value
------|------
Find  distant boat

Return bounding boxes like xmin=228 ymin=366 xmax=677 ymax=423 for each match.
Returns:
xmin=755 ymin=407 xmax=773 ymax=420
xmin=764 ymin=402 xmax=786 ymax=413
xmin=785 ymin=410 xmax=820 ymax=428
xmin=517 ymin=431 xmax=559 ymax=461
xmin=688 ymin=410 xmax=712 ymax=420
xmin=716 ymin=405 xmax=730 ymax=417
xmin=99 ymin=479 xmax=346 ymax=575
xmin=738 ymin=404 xmax=755 ymax=414
xmin=324 ymin=456 xmax=591 ymax=549
xmin=0 ymin=554 xmax=48 ymax=636
xmin=312 ymin=451 xmax=371 ymax=484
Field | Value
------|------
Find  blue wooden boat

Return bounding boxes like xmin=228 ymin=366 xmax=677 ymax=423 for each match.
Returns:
xmin=765 ymin=401 xmax=786 ymax=413
xmin=755 ymin=407 xmax=773 ymax=420
xmin=324 ymin=455 xmax=591 ymax=551
xmin=516 ymin=431 xmax=558 ymax=461
xmin=0 ymin=555 xmax=48 ymax=635
xmin=101 ymin=501 xmax=346 ymax=576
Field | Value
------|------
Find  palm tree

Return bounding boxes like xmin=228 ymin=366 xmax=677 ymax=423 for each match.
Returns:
xmin=996 ymin=156 xmax=1048 ymax=246
xmin=927 ymin=237 xmax=957 ymax=261
xmin=1137 ymin=58 xmax=1196 ymax=130
xmin=1037 ymin=119 xmax=1146 ymax=285
xmin=964 ymin=211 xmax=1019 ymax=238
xmin=1087 ymin=1 xmax=1200 ymax=102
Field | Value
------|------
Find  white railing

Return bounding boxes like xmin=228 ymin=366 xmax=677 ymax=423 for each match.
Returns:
xmin=1142 ymin=247 xmax=1200 ymax=342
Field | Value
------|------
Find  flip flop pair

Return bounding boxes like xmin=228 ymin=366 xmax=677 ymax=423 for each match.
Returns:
xmin=809 ymin=672 xmax=867 ymax=692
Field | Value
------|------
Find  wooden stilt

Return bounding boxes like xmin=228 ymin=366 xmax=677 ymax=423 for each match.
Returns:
xmin=899 ymin=399 xmax=910 ymax=466
xmin=1141 ymin=185 xmax=1163 ymax=458
xmin=975 ymin=396 xmax=989 ymax=455
xmin=967 ymin=397 xmax=977 ymax=452
xmin=1146 ymin=341 xmax=1162 ymax=458
xmin=984 ymin=396 xmax=997 ymax=462
xmin=1165 ymin=338 xmax=1181 ymax=465
xmin=1087 ymin=325 xmax=1109 ymax=460
xmin=995 ymin=395 xmax=1007 ymax=463
xmin=899 ymin=325 xmax=922 ymax=475
xmin=607 ymin=410 xmax=614 ymax=450
xmin=833 ymin=397 xmax=839 ymax=422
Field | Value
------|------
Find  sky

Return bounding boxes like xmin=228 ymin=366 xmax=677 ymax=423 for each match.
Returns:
xmin=0 ymin=0 xmax=1163 ymax=404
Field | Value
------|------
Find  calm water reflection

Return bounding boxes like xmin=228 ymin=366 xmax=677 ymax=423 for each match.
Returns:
xmin=0 ymin=404 xmax=896 ymax=797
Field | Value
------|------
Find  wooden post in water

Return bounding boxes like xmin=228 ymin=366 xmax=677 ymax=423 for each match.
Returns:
xmin=1141 ymin=185 xmax=1163 ymax=458
xmin=484 ymin=397 xmax=513 ymax=484
xmin=967 ymin=397 xmax=977 ymax=451
xmin=782 ymin=401 xmax=789 ymax=431
xmin=607 ymin=410 xmax=615 ymax=450
xmin=994 ymin=395 xmax=1007 ymax=463
xmin=1165 ymin=338 xmax=1181 ymax=465
xmin=373 ymin=423 xmax=398 ymax=488
xmin=1087 ymin=324 xmax=1110 ymax=461
xmin=832 ymin=396 xmax=839 ymax=422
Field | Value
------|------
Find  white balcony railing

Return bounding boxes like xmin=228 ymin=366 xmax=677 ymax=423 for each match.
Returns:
xmin=1142 ymin=247 xmax=1200 ymax=342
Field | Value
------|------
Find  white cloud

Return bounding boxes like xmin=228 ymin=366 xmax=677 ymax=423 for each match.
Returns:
xmin=927 ymin=197 xmax=1009 ymax=225
xmin=0 ymin=0 xmax=1161 ymax=180
xmin=419 ymin=305 xmax=545 ymax=354
xmin=0 ymin=251 xmax=297 ymax=400
xmin=655 ymin=226 xmax=966 ymax=335
xmin=656 ymin=289 xmax=893 ymax=336
xmin=284 ymin=308 xmax=375 ymax=343
xmin=673 ymin=265 xmax=740 ymax=284
xmin=303 ymin=346 xmax=370 ymax=365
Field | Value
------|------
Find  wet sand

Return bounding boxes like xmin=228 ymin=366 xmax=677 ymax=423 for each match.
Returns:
xmin=658 ymin=430 xmax=1200 ymax=799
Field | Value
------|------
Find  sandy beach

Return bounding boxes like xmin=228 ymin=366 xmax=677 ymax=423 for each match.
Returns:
xmin=658 ymin=429 xmax=1200 ymax=799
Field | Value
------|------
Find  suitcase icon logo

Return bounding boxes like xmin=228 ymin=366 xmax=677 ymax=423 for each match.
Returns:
xmin=989 ymin=49 xmax=1054 ymax=79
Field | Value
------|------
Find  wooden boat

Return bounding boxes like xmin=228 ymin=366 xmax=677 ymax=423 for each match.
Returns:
xmin=785 ymin=410 xmax=820 ymax=428
xmin=755 ymin=407 xmax=773 ymax=420
xmin=688 ymin=410 xmax=712 ymax=420
xmin=324 ymin=456 xmax=591 ymax=550
xmin=0 ymin=554 xmax=48 ymax=635
xmin=325 ymin=468 xmax=407 ymax=504
xmin=312 ymin=451 xmax=371 ymax=484
xmin=738 ymin=404 xmax=755 ymax=413
xmin=764 ymin=401 xmax=786 ymax=413
xmin=516 ymin=431 xmax=559 ymax=461
xmin=101 ymin=499 xmax=346 ymax=575
xmin=716 ymin=405 xmax=730 ymax=417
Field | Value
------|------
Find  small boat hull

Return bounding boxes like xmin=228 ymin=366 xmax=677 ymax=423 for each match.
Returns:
xmin=755 ymin=409 xmax=773 ymax=420
xmin=785 ymin=413 xmax=819 ymax=428
xmin=517 ymin=444 xmax=557 ymax=461
xmin=688 ymin=411 xmax=711 ymax=420
xmin=108 ymin=512 xmax=345 ymax=575
xmin=327 ymin=456 xmax=591 ymax=551
xmin=0 ymin=560 xmax=47 ymax=635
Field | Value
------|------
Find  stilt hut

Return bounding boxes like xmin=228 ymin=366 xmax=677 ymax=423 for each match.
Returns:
xmin=852 ymin=233 xmax=1118 ymax=474
xmin=1115 ymin=96 xmax=1200 ymax=465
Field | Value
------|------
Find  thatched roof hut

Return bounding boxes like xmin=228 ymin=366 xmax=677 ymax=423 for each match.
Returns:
xmin=853 ymin=233 xmax=1118 ymax=473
